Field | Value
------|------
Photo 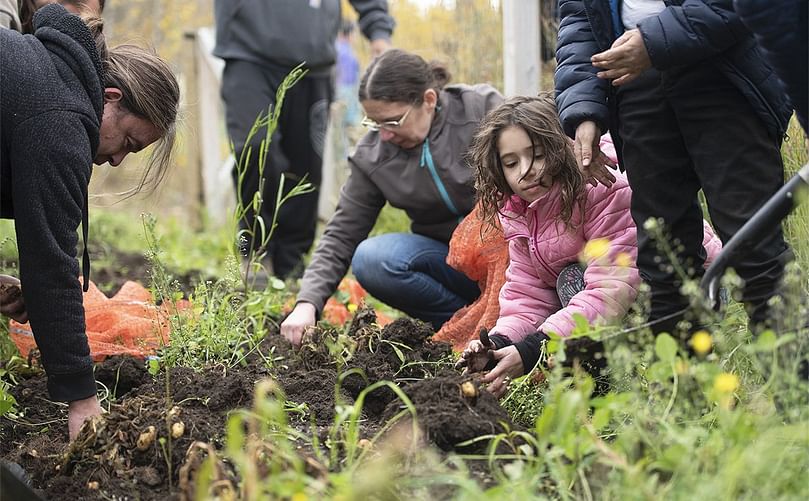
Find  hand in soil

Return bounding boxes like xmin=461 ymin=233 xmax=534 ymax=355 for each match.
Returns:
xmin=281 ymin=302 xmax=317 ymax=347
xmin=456 ymin=339 xmax=495 ymax=373
xmin=68 ymin=395 xmax=103 ymax=440
xmin=0 ymin=274 xmax=27 ymax=323
xmin=481 ymin=346 xmax=524 ymax=398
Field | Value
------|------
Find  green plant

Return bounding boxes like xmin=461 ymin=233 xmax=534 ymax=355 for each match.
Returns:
xmin=230 ymin=65 xmax=317 ymax=290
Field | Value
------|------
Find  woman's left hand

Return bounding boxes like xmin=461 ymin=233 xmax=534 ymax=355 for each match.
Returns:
xmin=481 ymin=346 xmax=525 ymax=398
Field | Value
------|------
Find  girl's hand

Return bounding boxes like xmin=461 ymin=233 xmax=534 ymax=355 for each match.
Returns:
xmin=0 ymin=275 xmax=27 ymax=323
xmin=280 ymin=302 xmax=317 ymax=348
xmin=456 ymin=339 xmax=495 ymax=373
xmin=481 ymin=346 xmax=525 ymax=398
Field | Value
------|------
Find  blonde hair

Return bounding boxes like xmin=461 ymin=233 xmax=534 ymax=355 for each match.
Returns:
xmin=469 ymin=93 xmax=586 ymax=229
xmin=104 ymin=44 xmax=180 ymax=195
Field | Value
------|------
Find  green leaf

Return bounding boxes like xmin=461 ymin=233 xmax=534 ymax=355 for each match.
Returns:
xmin=655 ymin=333 xmax=678 ymax=363
xmin=754 ymin=330 xmax=777 ymax=352
xmin=592 ymin=407 xmax=611 ymax=432
xmin=270 ymin=277 xmax=286 ymax=290
xmin=147 ymin=358 xmax=160 ymax=376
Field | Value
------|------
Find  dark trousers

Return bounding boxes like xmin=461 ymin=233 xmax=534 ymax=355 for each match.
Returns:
xmin=221 ymin=59 xmax=333 ymax=278
xmin=616 ymin=64 xmax=789 ymax=333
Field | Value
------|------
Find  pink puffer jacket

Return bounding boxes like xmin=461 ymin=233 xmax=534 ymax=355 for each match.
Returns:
xmin=491 ymin=172 xmax=723 ymax=343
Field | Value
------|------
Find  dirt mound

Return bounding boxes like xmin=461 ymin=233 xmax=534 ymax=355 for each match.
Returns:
xmin=383 ymin=375 xmax=515 ymax=453
xmin=340 ymin=315 xmax=454 ymax=417
xmin=277 ymin=367 xmax=351 ymax=425
xmin=94 ymin=356 xmax=151 ymax=398
xmin=0 ymin=310 xmax=513 ymax=499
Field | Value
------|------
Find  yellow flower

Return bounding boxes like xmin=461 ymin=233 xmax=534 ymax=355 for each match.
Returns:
xmin=347 ymin=303 xmax=358 ymax=313
xmin=291 ymin=493 xmax=308 ymax=501
xmin=614 ymin=252 xmax=633 ymax=268
xmin=714 ymin=373 xmax=740 ymax=394
xmin=581 ymin=238 xmax=610 ymax=262
xmin=690 ymin=330 xmax=713 ymax=356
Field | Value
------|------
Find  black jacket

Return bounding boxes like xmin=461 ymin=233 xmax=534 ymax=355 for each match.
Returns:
xmin=555 ymin=0 xmax=793 ymax=145
xmin=0 ymin=5 xmax=103 ymax=402
xmin=734 ymin=0 xmax=808 ymax=134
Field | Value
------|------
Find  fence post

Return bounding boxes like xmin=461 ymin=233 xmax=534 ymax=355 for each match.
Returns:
xmin=503 ymin=0 xmax=541 ymax=96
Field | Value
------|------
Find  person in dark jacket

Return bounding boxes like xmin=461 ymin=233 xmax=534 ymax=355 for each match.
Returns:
xmin=0 ymin=4 xmax=179 ymax=439
xmin=555 ymin=0 xmax=793 ymax=335
xmin=213 ymin=0 xmax=395 ymax=281
xmin=281 ymin=49 xmax=504 ymax=347
xmin=733 ymin=0 xmax=808 ymax=134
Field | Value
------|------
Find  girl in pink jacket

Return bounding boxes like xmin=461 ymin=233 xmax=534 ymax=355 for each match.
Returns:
xmin=459 ymin=95 xmax=721 ymax=397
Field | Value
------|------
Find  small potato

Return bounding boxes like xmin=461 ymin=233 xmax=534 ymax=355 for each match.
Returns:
xmin=171 ymin=421 xmax=185 ymax=439
xmin=461 ymin=381 xmax=478 ymax=399
xmin=136 ymin=426 xmax=157 ymax=451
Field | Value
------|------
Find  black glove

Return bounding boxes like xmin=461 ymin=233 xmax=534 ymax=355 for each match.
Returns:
xmin=513 ymin=331 xmax=551 ymax=374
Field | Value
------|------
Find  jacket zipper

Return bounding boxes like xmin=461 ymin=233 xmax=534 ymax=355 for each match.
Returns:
xmin=420 ymin=138 xmax=462 ymax=221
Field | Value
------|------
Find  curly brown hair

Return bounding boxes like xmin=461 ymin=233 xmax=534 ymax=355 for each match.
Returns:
xmin=470 ymin=93 xmax=586 ymax=230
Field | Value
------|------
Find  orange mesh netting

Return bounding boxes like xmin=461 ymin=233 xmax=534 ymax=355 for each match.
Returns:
xmin=433 ymin=204 xmax=509 ymax=352
xmin=9 ymin=280 xmax=191 ymax=361
xmin=321 ymin=277 xmax=392 ymax=326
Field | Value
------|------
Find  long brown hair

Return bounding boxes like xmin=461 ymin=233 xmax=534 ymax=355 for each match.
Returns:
xmin=104 ymin=44 xmax=180 ymax=195
xmin=470 ymin=94 xmax=585 ymax=229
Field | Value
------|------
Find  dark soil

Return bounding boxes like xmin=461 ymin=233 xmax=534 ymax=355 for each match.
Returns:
xmin=382 ymin=375 xmax=515 ymax=453
xmin=0 ymin=308 xmax=516 ymax=500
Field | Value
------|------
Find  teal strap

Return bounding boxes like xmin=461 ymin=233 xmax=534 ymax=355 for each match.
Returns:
xmin=420 ymin=139 xmax=461 ymax=219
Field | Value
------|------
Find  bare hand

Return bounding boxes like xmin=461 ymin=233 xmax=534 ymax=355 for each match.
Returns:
xmin=574 ymin=121 xmax=617 ymax=188
xmin=280 ymin=302 xmax=317 ymax=348
xmin=456 ymin=340 xmax=495 ymax=373
xmin=68 ymin=395 xmax=103 ymax=440
xmin=481 ymin=346 xmax=525 ymax=398
xmin=0 ymin=275 xmax=27 ymax=323
xmin=591 ymin=29 xmax=651 ymax=86
xmin=370 ymin=38 xmax=391 ymax=58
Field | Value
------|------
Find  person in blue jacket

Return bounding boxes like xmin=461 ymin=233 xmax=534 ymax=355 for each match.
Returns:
xmin=555 ymin=0 xmax=793 ymax=336
xmin=733 ymin=0 xmax=807 ymax=134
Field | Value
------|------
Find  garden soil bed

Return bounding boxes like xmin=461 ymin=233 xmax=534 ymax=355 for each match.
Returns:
xmin=1 ymin=311 xmax=517 ymax=500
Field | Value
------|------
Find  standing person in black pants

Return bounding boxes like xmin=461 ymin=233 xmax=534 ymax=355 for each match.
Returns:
xmin=213 ymin=0 xmax=395 ymax=282
xmin=555 ymin=0 xmax=793 ymax=336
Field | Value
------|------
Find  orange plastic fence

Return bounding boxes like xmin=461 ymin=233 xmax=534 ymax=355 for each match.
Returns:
xmin=321 ymin=278 xmax=392 ymax=326
xmin=9 ymin=280 xmax=190 ymax=361
xmin=433 ymin=204 xmax=509 ymax=352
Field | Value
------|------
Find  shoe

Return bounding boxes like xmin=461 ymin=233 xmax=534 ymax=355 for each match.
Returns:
xmin=556 ymin=263 xmax=586 ymax=307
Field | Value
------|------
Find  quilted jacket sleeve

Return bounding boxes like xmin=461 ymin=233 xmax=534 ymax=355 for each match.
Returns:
xmin=555 ymin=0 xmax=611 ymax=139
xmin=540 ymin=181 xmax=641 ymax=337
xmin=491 ymin=237 xmax=560 ymax=343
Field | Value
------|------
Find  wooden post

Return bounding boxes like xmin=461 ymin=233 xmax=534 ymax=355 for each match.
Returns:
xmin=192 ymin=27 xmax=234 ymax=227
xmin=503 ymin=0 xmax=541 ymax=97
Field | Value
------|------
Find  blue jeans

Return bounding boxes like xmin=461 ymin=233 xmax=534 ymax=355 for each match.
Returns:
xmin=351 ymin=233 xmax=480 ymax=329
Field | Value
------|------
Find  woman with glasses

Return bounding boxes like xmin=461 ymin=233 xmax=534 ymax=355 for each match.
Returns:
xmin=281 ymin=48 xmax=503 ymax=347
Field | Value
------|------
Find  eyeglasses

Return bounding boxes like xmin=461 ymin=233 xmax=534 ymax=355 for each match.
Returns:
xmin=361 ymin=104 xmax=415 ymax=132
